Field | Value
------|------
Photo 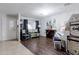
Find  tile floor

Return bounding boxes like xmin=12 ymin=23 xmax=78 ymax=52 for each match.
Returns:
xmin=0 ymin=41 xmax=33 ymax=55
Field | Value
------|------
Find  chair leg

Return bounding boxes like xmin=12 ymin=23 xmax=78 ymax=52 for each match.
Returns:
xmin=53 ymin=41 xmax=61 ymax=50
xmin=54 ymin=43 xmax=56 ymax=49
xmin=59 ymin=43 xmax=61 ymax=49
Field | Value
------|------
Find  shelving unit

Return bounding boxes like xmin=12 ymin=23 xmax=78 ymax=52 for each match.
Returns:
xmin=67 ymin=14 xmax=79 ymax=55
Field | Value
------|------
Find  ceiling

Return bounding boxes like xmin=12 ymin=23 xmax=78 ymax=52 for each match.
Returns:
xmin=0 ymin=3 xmax=73 ymax=19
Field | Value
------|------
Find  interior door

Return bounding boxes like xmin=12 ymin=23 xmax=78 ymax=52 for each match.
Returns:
xmin=7 ymin=16 xmax=17 ymax=40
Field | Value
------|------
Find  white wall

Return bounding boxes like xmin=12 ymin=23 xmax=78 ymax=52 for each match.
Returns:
xmin=1 ymin=14 xmax=7 ymax=40
xmin=21 ymin=15 xmax=39 ymax=21
xmin=40 ymin=4 xmax=79 ymax=36
xmin=0 ymin=14 xmax=2 ymax=40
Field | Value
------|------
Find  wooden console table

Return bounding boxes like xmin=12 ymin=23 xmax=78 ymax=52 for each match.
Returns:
xmin=46 ymin=30 xmax=56 ymax=39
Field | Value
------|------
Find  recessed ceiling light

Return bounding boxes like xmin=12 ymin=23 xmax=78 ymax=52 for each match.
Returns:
xmin=39 ymin=8 xmax=52 ymax=16
xmin=34 ymin=7 xmax=55 ymax=17
xmin=41 ymin=9 xmax=49 ymax=16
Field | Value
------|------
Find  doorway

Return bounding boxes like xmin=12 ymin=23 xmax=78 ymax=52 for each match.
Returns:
xmin=7 ymin=15 xmax=18 ymax=41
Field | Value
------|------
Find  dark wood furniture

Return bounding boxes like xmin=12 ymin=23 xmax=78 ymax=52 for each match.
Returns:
xmin=46 ymin=30 xmax=56 ymax=39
